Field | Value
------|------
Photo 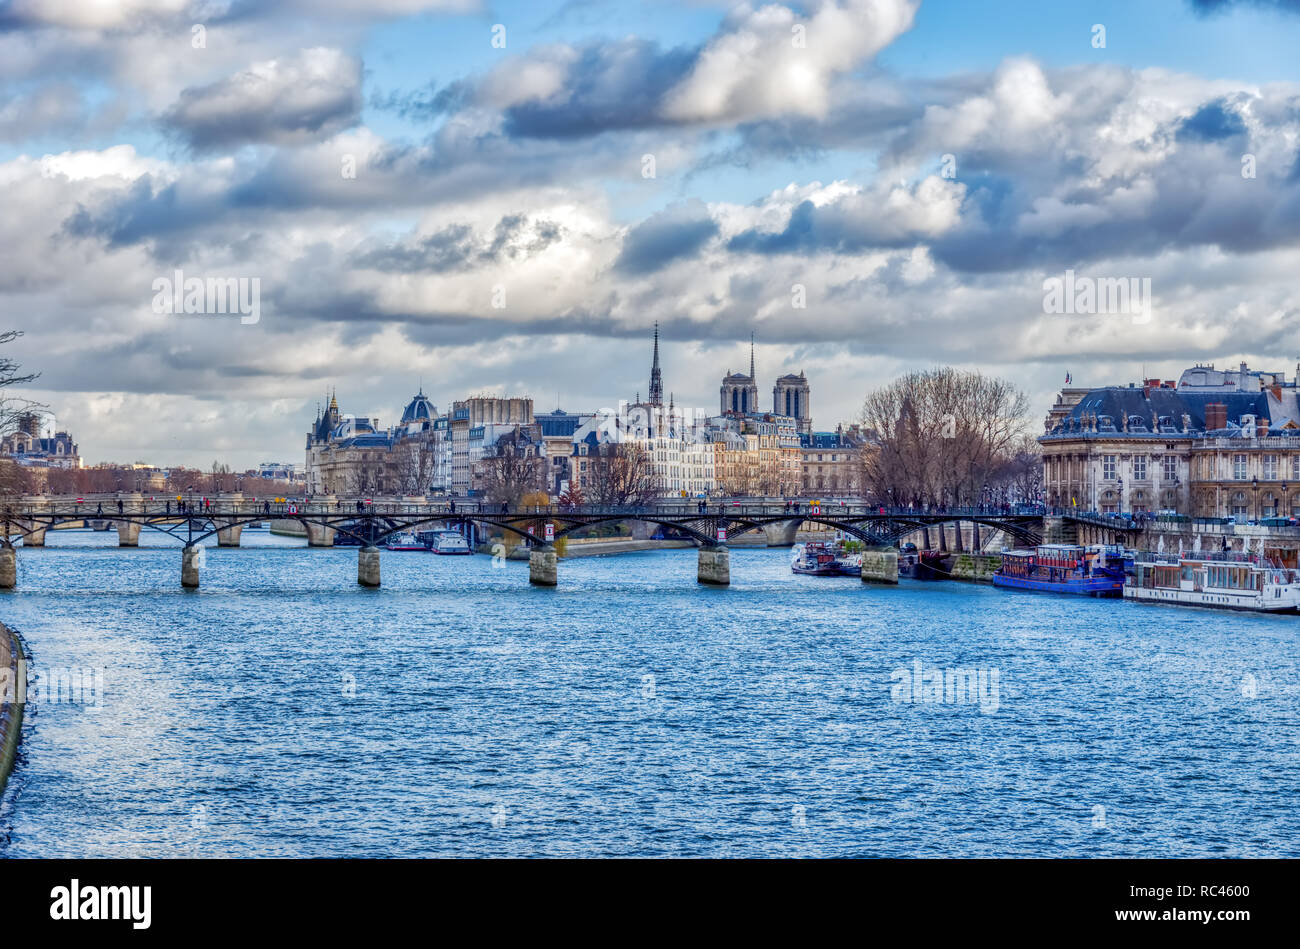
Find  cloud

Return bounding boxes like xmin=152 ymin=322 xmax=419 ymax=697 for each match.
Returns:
xmin=162 ymin=47 xmax=363 ymax=151
xmin=615 ymin=200 xmax=719 ymax=274
xmin=469 ymin=0 xmax=917 ymax=138
xmin=0 ymin=0 xmax=191 ymax=30
xmin=661 ymin=0 xmax=918 ymax=124
xmin=1187 ymin=0 xmax=1300 ymax=13
xmin=728 ymin=177 xmax=965 ymax=254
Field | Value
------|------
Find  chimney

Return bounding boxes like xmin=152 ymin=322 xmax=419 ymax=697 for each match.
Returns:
xmin=1258 ymin=416 xmax=1270 ymax=438
xmin=1206 ymin=403 xmax=1227 ymax=430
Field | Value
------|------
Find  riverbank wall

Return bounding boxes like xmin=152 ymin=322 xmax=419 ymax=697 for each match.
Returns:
xmin=947 ymin=553 xmax=1003 ymax=583
xmin=0 ymin=622 xmax=27 ymax=796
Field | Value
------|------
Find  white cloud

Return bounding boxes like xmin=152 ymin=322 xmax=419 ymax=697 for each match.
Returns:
xmin=661 ymin=0 xmax=918 ymax=123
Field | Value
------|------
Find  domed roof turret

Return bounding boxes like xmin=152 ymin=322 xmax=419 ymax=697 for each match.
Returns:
xmin=401 ymin=390 xmax=436 ymax=424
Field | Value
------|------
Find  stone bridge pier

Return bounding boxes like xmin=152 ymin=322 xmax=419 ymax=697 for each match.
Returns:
xmin=112 ymin=493 xmax=144 ymax=547
xmin=0 ymin=546 xmax=15 ymax=587
xmin=529 ymin=545 xmax=558 ymax=586
xmin=762 ymin=519 xmax=800 ymax=546
xmin=213 ymin=520 xmax=244 ymax=547
xmin=306 ymin=521 xmax=336 ymax=547
xmin=214 ymin=494 xmax=245 ymax=546
xmin=358 ymin=546 xmax=381 ymax=587
xmin=698 ymin=545 xmax=730 ymax=585
xmin=181 ymin=545 xmax=202 ymax=588
xmin=14 ymin=497 xmax=50 ymax=547
xmin=860 ymin=548 xmax=899 ymax=584
xmin=115 ymin=520 xmax=141 ymax=546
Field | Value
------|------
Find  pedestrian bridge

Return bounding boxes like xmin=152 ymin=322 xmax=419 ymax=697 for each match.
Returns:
xmin=0 ymin=494 xmax=1134 ymax=589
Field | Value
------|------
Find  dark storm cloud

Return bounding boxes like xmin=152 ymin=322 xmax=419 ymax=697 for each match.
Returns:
xmin=615 ymin=201 xmax=718 ymax=274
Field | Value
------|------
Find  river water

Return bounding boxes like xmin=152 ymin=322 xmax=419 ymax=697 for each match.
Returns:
xmin=1 ymin=529 xmax=1297 ymax=858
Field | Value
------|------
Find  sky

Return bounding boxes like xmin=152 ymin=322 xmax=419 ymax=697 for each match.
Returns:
xmin=5 ymin=0 xmax=1300 ymax=467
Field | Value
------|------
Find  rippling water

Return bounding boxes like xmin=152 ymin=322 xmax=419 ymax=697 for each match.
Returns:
xmin=1 ymin=528 xmax=1298 ymax=857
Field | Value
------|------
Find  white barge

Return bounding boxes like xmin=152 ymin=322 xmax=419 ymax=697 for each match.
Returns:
xmin=1126 ymin=554 xmax=1300 ymax=613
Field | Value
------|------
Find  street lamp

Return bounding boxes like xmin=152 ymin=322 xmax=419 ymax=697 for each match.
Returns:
xmin=1117 ymin=476 xmax=1123 ymax=516
xmin=1252 ymin=476 xmax=1259 ymax=522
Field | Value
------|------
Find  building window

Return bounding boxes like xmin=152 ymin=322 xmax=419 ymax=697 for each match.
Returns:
xmin=1231 ymin=492 xmax=1248 ymax=517
xmin=1102 ymin=455 xmax=1116 ymax=480
xmin=1133 ymin=455 xmax=1147 ymax=480
xmin=1163 ymin=456 xmax=1177 ymax=482
xmin=1263 ymin=454 xmax=1279 ymax=479
xmin=1234 ymin=454 xmax=1247 ymax=480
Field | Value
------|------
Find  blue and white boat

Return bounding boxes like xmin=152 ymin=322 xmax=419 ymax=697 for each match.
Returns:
xmin=993 ymin=543 xmax=1125 ymax=597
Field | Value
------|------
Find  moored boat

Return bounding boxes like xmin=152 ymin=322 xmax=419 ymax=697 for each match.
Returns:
xmin=792 ymin=542 xmax=845 ymax=576
xmin=385 ymin=531 xmax=427 ymax=551
xmin=1126 ymin=553 xmax=1300 ymax=612
xmin=424 ymin=529 xmax=472 ymax=555
xmin=898 ymin=543 xmax=950 ymax=580
xmin=992 ymin=543 xmax=1125 ymax=597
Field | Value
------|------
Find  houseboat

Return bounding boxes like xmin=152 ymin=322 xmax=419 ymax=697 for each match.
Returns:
xmin=898 ymin=543 xmax=950 ymax=580
xmin=792 ymin=542 xmax=847 ymax=576
xmin=384 ymin=531 xmax=427 ymax=551
xmin=423 ymin=529 xmax=473 ymax=555
xmin=992 ymin=543 xmax=1126 ymax=597
xmin=1126 ymin=554 xmax=1300 ymax=612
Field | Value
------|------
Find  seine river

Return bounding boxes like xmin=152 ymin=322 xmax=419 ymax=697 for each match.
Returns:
xmin=2 ymin=529 xmax=1298 ymax=858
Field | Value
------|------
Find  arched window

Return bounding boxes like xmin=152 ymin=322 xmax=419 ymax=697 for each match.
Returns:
xmin=1231 ymin=492 xmax=1248 ymax=517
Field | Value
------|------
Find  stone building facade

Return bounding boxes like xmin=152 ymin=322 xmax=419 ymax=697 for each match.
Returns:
xmin=1041 ymin=363 xmax=1300 ymax=518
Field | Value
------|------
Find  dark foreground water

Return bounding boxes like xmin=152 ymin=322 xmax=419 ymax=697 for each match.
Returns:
xmin=1 ymin=529 xmax=1298 ymax=858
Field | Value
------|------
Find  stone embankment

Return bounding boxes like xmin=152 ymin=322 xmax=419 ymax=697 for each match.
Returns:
xmin=0 ymin=622 xmax=26 ymax=795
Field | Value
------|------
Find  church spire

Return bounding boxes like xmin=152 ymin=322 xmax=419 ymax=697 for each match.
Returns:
xmin=749 ymin=332 xmax=756 ymax=383
xmin=649 ymin=322 xmax=663 ymax=406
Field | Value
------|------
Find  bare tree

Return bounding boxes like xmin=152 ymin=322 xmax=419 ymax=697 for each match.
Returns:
xmin=395 ymin=437 xmax=438 ymax=495
xmin=990 ymin=433 xmax=1042 ymax=505
xmin=476 ymin=441 xmax=545 ymax=507
xmin=861 ymin=367 xmax=1030 ymax=508
xmin=0 ymin=459 xmax=33 ymax=497
xmin=586 ymin=442 xmax=662 ymax=506
xmin=0 ymin=330 xmax=42 ymax=439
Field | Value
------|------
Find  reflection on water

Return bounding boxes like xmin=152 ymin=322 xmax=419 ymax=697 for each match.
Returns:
xmin=2 ymin=528 xmax=1298 ymax=857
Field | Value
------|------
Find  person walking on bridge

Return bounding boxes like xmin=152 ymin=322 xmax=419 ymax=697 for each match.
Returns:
xmin=501 ymin=501 xmax=509 ymax=515
xmin=96 ymin=502 xmax=103 ymax=515
xmin=117 ymin=500 xmax=124 ymax=514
